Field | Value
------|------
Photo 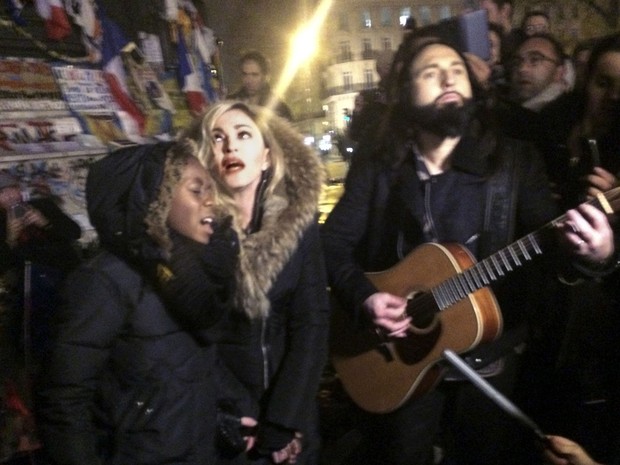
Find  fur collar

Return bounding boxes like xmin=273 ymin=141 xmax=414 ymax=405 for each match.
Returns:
xmin=236 ymin=116 xmax=324 ymax=319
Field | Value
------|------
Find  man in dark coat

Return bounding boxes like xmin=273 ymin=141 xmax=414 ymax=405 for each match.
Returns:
xmin=321 ymin=39 xmax=617 ymax=465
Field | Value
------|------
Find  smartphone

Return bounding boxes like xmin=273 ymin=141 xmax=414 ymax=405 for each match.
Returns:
xmin=9 ymin=203 xmax=27 ymax=219
xmin=575 ymin=137 xmax=601 ymax=176
xmin=427 ymin=10 xmax=491 ymax=61
xmin=586 ymin=138 xmax=601 ymax=166
xmin=457 ymin=10 xmax=491 ymax=62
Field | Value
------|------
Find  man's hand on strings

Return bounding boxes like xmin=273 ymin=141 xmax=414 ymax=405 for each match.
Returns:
xmin=363 ymin=292 xmax=410 ymax=338
xmin=560 ymin=203 xmax=614 ymax=264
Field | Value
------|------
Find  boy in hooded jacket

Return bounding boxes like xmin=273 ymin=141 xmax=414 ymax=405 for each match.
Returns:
xmin=36 ymin=140 xmax=240 ymax=465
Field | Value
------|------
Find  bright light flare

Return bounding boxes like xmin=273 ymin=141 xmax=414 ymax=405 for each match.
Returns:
xmin=291 ymin=26 xmax=319 ymax=63
xmin=267 ymin=0 xmax=333 ymax=113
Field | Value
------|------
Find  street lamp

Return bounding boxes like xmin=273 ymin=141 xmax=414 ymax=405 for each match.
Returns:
xmin=268 ymin=0 xmax=333 ymax=113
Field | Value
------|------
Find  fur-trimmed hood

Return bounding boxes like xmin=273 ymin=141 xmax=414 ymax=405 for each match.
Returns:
xmin=87 ymin=141 xmax=199 ymax=264
xmin=236 ymin=115 xmax=325 ymax=319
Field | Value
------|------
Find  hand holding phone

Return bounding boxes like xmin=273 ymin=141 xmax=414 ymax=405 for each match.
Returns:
xmin=8 ymin=202 xmax=28 ymax=220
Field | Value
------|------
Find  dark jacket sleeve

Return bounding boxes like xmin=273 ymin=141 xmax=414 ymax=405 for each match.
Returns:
xmin=320 ymin=157 xmax=381 ymax=317
xmin=36 ymin=262 xmax=128 ymax=465
xmin=262 ymin=223 xmax=330 ymax=433
xmin=513 ymin=141 xmax=561 ymax=233
xmin=156 ymin=228 xmax=238 ymax=333
xmin=29 ymin=198 xmax=82 ymax=243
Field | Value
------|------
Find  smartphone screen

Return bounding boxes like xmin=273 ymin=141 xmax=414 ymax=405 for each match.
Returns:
xmin=10 ymin=203 xmax=27 ymax=219
xmin=431 ymin=10 xmax=491 ymax=62
xmin=575 ymin=137 xmax=601 ymax=177
xmin=458 ymin=10 xmax=491 ymax=61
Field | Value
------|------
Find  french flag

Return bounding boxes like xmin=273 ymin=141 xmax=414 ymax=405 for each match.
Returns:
xmin=177 ymin=32 xmax=208 ymax=114
xmin=98 ymin=6 xmax=145 ymax=133
xmin=35 ymin=0 xmax=71 ymax=41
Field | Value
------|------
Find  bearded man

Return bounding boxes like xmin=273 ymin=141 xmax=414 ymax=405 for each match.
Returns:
xmin=321 ymin=40 xmax=617 ymax=465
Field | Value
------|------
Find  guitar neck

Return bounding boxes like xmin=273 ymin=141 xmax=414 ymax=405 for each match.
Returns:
xmin=431 ymin=188 xmax=620 ymax=310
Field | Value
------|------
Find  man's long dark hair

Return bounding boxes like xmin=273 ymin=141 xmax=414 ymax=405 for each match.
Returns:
xmin=365 ymin=37 xmax=493 ymax=166
xmin=393 ymin=38 xmax=488 ymax=136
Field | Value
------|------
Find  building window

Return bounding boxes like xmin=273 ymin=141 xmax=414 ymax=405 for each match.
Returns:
xmin=339 ymin=41 xmax=352 ymax=62
xmin=361 ymin=10 xmax=372 ymax=28
xmin=380 ymin=7 xmax=391 ymax=27
xmin=338 ymin=12 xmax=349 ymax=31
xmin=343 ymin=72 xmax=353 ymax=91
xmin=439 ymin=6 xmax=451 ymax=20
xmin=419 ymin=6 xmax=432 ymax=26
xmin=364 ymin=68 xmax=374 ymax=89
xmin=381 ymin=37 xmax=392 ymax=51
xmin=362 ymin=38 xmax=373 ymax=59
xmin=399 ymin=7 xmax=412 ymax=26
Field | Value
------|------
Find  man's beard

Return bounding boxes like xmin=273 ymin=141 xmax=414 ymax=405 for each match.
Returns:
xmin=408 ymin=98 xmax=476 ymax=138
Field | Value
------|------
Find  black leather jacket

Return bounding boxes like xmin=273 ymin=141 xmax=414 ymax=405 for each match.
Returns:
xmin=321 ymin=128 xmax=561 ymax=366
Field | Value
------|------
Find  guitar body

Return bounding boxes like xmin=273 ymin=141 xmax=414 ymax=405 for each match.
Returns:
xmin=330 ymin=242 xmax=503 ymax=413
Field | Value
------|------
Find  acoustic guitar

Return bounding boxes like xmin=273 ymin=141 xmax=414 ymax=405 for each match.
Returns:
xmin=330 ymin=190 xmax=620 ymax=414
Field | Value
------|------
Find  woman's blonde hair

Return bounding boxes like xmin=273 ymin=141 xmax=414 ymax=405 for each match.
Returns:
xmin=190 ymin=101 xmax=286 ymax=230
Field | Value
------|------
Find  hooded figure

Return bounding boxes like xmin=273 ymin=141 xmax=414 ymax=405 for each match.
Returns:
xmin=192 ymin=102 xmax=330 ymax=465
xmin=36 ymin=141 xmax=239 ymax=465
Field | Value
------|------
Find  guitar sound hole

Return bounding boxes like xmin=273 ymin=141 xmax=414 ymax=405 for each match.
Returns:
xmin=407 ymin=292 xmax=439 ymax=332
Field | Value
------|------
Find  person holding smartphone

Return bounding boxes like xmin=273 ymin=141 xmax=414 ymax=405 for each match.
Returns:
xmin=0 ymin=171 xmax=82 ymax=461
xmin=0 ymin=172 xmax=82 ymax=275
xmin=515 ymin=34 xmax=620 ymax=464
xmin=0 ymin=171 xmax=82 ymax=352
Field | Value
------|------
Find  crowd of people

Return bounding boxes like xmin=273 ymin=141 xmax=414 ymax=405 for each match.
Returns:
xmin=1 ymin=1 xmax=620 ymax=464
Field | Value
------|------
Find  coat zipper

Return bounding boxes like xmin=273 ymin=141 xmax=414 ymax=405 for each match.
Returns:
xmin=260 ymin=317 xmax=269 ymax=390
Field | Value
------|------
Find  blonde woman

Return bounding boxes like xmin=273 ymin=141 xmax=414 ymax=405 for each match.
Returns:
xmin=190 ymin=101 xmax=329 ymax=465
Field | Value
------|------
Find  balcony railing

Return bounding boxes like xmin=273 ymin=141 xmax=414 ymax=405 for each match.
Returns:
xmin=332 ymin=49 xmax=382 ymax=64
xmin=361 ymin=49 xmax=375 ymax=59
xmin=323 ymin=82 xmax=378 ymax=98
xmin=335 ymin=52 xmax=353 ymax=63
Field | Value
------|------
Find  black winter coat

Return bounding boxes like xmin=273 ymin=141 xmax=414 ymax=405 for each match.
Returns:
xmin=214 ymin=113 xmax=329 ymax=464
xmin=218 ymin=223 xmax=329 ymax=430
xmin=37 ymin=252 xmax=222 ymax=465
xmin=36 ymin=142 xmax=239 ymax=465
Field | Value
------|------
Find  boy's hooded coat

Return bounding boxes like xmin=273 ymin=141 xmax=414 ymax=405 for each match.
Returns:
xmin=37 ymin=142 xmax=235 ymax=465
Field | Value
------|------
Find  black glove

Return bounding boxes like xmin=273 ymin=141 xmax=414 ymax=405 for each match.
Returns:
xmin=196 ymin=215 xmax=240 ymax=281
xmin=216 ymin=401 xmax=256 ymax=458
xmin=155 ymin=219 xmax=239 ymax=328
xmin=216 ymin=411 xmax=249 ymax=457
xmin=256 ymin=422 xmax=295 ymax=455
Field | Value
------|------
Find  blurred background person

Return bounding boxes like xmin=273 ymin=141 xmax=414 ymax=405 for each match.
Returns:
xmin=509 ymin=33 xmax=569 ymax=111
xmin=479 ymin=0 xmax=521 ymax=60
xmin=487 ymin=21 xmax=509 ymax=94
xmin=521 ymin=10 xmax=551 ymax=36
xmin=513 ymin=34 xmax=620 ymax=465
xmin=0 ymin=171 xmax=82 ymax=462
xmin=227 ymin=51 xmax=293 ymax=121
xmin=572 ymin=38 xmax=600 ymax=93
xmin=347 ymin=49 xmax=394 ymax=144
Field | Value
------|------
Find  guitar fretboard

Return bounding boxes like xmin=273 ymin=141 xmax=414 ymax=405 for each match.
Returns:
xmin=430 ymin=188 xmax=620 ymax=310
xmin=432 ymin=232 xmax=544 ymax=310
